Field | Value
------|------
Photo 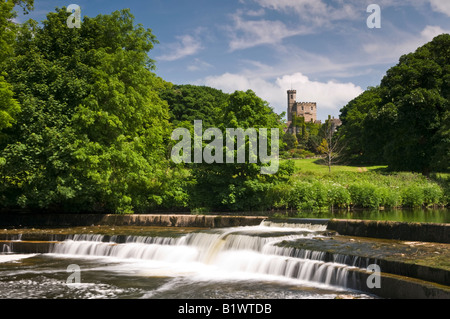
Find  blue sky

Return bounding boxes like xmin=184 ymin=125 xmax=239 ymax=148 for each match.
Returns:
xmin=15 ymin=0 xmax=450 ymax=121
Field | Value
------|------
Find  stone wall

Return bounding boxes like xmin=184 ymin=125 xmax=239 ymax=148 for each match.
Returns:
xmin=327 ymin=219 xmax=450 ymax=244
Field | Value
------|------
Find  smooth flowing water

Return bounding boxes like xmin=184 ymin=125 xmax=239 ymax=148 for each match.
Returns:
xmin=272 ymin=208 xmax=450 ymax=223
xmin=0 ymin=222 xmax=378 ymax=299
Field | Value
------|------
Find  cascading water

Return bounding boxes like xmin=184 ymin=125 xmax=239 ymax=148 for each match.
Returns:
xmin=2 ymin=244 xmax=11 ymax=253
xmin=48 ymin=222 xmax=361 ymax=290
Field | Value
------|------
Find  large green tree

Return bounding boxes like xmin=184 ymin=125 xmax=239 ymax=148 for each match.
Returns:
xmin=338 ymin=34 xmax=450 ymax=173
xmin=0 ymin=7 xmax=184 ymax=213
xmin=338 ymin=86 xmax=382 ymax=163
xmin=160 ymin=84 xmax=228 ymax=128
xmin=189 ymin=90 xmax=293 ymax=212
xmin=0 ymin=0 xmax=33 ymax=132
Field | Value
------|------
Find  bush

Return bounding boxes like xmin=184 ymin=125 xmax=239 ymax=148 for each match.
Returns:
xmin=401 ymin=185 xmax=425 ymax=207
xmin=291 ymin=181 xmax=316 ymax=210
xmin=348 ymin=182 xmax=382 ymax=208
xmin=421 ymin=184 xmax=444 ymax=206
xmin=327 ymin=183 xmax=351 ymax=208
xmin=376 ymin=186 xmax=401 ymax=207
xmin=266 ymin=170 xmax=447 ymax=212
xmin=288 ymin=181 xmax=330 ymax=211
xmin=267 ymin=182 xmax=294 ymax=209
xmin=289 ymin=149 xmax=315 ymax=159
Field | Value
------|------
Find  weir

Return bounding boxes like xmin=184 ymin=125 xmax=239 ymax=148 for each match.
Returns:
xmin=1 ymin=220 xmax=449 ymax=299
xmin=45 ymin=223 xmax=356 ymax=289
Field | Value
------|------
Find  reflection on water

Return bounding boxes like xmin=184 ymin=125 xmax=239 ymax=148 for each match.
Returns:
xmin=273 ymin=208 xmax=450 ymax=223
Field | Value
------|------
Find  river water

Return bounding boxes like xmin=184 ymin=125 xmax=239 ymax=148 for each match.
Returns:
xmin=0 ymin=222 xmax=378 ymax=299
xmin=268 ymin=208 xmax=450 ymax=223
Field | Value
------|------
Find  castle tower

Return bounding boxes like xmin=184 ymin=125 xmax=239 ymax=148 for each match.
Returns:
xmin=287 ymin=90 xmax=297 ymax=122
xmin=287 ymin=89 xmax=318 ymax=125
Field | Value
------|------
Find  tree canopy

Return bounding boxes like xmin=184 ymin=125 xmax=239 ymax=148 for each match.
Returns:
xmin=188 ymin=90 xmax=292 ymax=212
xmin=0 ymin=4 xmax=293 ymax=213
xmin=160 ymin=84 xmax=228 ymax=128
xmin=0 ymin=6 xmax=182 ymax=213
xmin=338 ymin=34 xmax=450 ymax=173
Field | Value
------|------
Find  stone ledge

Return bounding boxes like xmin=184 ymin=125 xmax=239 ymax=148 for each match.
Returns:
xmin=346 ymin=268 xmax=450 ymax=299
xmin=0 ymin=214 xmax=268 ymax=228
xmin=327 ymin=219 xmax=450 ymax=244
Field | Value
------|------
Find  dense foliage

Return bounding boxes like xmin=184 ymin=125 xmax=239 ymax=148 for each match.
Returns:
xmin=160 ymin=84 xmax=228 ymax=128
xmin=0 ymin=6 xmax=184 ymax=214
xmin=186 ymin=90 xmax=293 ymax=212
xmin=0 ymin=3 xmax=447 ymax=214
xmin=338 ymin=34 xmax=450 ymax=174
xmin=269 ymin=169 xmax=447 ymax=211
xmin=0 ymin=5 xmax=290 ymax=213
xmin=281 ymin=115 xmax=321 ymax=159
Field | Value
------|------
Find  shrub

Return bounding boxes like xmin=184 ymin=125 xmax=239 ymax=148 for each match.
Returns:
xmin=348 ymin=182 xmax=382 ymax=208
xmin=421 ymin=184 xmax=444 ymax=206
xmin=401 ymin=185 xmax=425 ymax=207
xmin=267 ymin=182 xmax=294 ymax=209
xmin=291 ymin=181 xmax=316 ymax=210
xmin=327 ymin=183 xmax=351 ymax=208
xmin=376 ymin=186 xmax=401 ymax=207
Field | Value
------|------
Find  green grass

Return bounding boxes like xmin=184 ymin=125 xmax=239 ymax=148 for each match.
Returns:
xmin=270 ymin=158 xmax=449 ymax=211
xmin=288 ymin=158 xmax=388 ymax=174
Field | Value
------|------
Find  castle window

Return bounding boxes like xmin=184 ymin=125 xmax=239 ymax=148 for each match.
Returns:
xmin=311 ymin=106 xmax=314 ymax=111
xmin=290 ymin=95 xmax=293 ymax=99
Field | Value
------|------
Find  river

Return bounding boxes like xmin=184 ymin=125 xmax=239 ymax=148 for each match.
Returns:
xmin=0 ymin=221 xmax=378 ymax=299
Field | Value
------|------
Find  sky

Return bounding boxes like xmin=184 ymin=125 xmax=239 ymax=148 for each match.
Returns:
xmin=15 ymin=0 xmax=450 ymax=121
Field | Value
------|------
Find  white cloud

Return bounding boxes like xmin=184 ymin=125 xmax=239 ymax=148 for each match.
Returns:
xmin=429 ymin=0 xmax=450 ymax=17
xmin=201 ymin=72 xmax=363 ymax=120
xmin=253 ymin=0 xmax=358 ymax=26
xmin=187 ymin=58 xmax=214 ymax=72
xmin=245 ymin=8 xmax=266 ymax=17
xmin=157 ymin=34 xmax=203 ymax=61
xmin=363 ymin=25 xmax=450 ymax=63
xmin=227 ymin=12 xmax=313 ymax=51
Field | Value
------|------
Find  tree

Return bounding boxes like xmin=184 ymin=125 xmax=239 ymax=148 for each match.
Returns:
xmin=337 ymin=86 xmax=382 ymax=163
xmin=0 ymin=1 xmax=34 ymax=132
xmin=189 ymin=90 xmax=293 ymax=211
xmin=316 ymin=117 xmax=345 ymax=173
xmin=282 ymin=132 xmax=298 ymax=151
xmin=0 ymin=7 xmax=183 ymax=214
xmin=338 ymin=34 xmax=450 ymax=173
xmin=159 ymin=84 xmax=228 ymax=128
xmin=0 ymin=0 xmax=34 ymax=62
xmin=0 ymin=76 xmax=20 ymax=132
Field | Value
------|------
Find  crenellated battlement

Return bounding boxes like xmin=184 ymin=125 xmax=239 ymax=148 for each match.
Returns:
xmin=287 ymin=90 xmax=318 ymax=124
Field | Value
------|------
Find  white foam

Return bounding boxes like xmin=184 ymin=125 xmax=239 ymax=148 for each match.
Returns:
xmin=0 ymin=254 xmax=37 ymax=263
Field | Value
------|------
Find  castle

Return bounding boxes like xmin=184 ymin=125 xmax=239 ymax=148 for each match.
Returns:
xmin=286 ymin=90 xmax=320 ymax=134
xmin=287 ymin=89 xmax=318 ymax=124
xmin=286 ymin=89 xmax=341 ymax=134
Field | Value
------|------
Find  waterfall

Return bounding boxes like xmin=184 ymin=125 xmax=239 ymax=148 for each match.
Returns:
xmin=48 ymin=223 xmax=362 ymax=290
xmin=2 ymin=244 xmax=11 ymax=253
xmin=260 ymin=220 xmax=328 ymax=231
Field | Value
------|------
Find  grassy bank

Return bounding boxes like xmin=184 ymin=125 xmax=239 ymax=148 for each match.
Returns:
xmin=291 ymin=158 xmax=388 ymax=174
xmin=268 ymin=159 xmax=448 ymax=211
